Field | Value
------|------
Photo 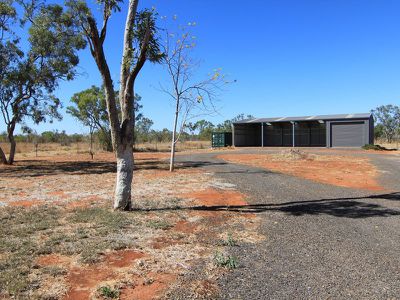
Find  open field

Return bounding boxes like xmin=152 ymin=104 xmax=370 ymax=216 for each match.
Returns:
xmin=0 ymin=141 xmax=211 ymax=158
xmin=0 ymin=151 xmax=262 ymax=299
xmin=0 ymin=147 xmax=399 ymax=299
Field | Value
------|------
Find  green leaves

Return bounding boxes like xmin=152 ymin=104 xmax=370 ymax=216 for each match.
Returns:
xmin=1 ymin=0 xmax=87 ymax=130
xmin=371 ymin=104 xmax=400 ymax=143
xmin=133 ymin=9 xmax=165 ymax=63
xmin=67 ymin=86 xmax=108 ymax=129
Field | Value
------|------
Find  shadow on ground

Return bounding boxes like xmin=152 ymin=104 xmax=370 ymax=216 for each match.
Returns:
xmin=0 ymin=160 xmax=228 ymax=178
xmin=135 ymin=192 xmax=400 ymax=219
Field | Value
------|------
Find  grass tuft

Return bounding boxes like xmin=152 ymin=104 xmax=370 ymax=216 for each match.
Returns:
xmin=146 ymin=219 xmax=172 ymax=230
xmin=222 ymin=233 xmax=238 ymax=247
xmin=214 ymin=251 xmax=238 ymax=269
xmin=98 ymin=285 xmax=120 ymax=299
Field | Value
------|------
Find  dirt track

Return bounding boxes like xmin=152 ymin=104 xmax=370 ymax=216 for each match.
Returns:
xmin=175 ymin=148 xmax=400 ymax=299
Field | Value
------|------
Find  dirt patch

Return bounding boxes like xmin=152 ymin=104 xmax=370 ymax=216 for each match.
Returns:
xmin=64 ymin=250 xmax=145 ymax=300
xmin=104 ymin=250 xmax=145 ymax=268
xmin=120 ymin=273 xmax=177 ymax=300
xmin=64 ymin=265 xmax=113 ymax=300
xmin=36 ymin=254 xmax=72 ymax=267
xmin=218 ymin=152 xmax=383 ymax=191
xmin=307 ymin=148 xmax=400 ymax=156
xmin=182 ymin=188 xmax=248 ymax=207
xmin=8 ymin=199 xmax=45 ymax=207
xmin=141 ymin=168 xmax=200 ymax=180
xmin=172 ymin=220 xmax=199 ymax=234
xmin=151 ymin=237 xmax=184 ymax=250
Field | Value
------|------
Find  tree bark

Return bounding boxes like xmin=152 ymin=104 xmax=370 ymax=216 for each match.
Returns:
xmin=114 ymin=144 xmax=134 ymax=210
xmin=0 ymin=146 xmax=7 ymax=164
xmin=8 ymin=134 xmax=16 ymax=164
xmin=2 ymin=122 xmax=17 ymax=165
xmin=85 ymin=0 xmax=148 ymax=210
xmin=89 ymin=129 xmax=94 ymax=159
xmin=169 ymin=100 xmax=180 ymax=172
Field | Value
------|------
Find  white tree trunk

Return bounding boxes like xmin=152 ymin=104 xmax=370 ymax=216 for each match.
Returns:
xmin=169 ymin=106 xmax=179 ymax=172
xmin=114 ymin=146 xmax=134 ymax=210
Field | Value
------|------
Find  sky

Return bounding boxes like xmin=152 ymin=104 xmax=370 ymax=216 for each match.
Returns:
xmin=7 ymin=0 xmax=400 ymax=134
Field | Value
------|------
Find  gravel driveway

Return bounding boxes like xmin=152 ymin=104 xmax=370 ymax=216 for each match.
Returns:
xmin=177 ymin=149 xmax=400 ymax=299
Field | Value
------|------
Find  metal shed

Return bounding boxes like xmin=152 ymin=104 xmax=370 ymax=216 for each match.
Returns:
xmin=232 ymin=113 xmax=374 ymax=148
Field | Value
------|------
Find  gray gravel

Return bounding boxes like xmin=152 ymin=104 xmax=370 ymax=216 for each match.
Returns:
xmin=176 ymin=149 xmax=400 ymax=299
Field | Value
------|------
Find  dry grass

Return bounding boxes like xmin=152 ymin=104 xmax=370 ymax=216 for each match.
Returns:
xmin=135 ymin=141 xmax=211 ymax=152
xmin=0 ymin=153 xmax=261 ymax=299
xmin=375 ymin=139 xmax=400 ymax=150
xmin=0 ymin=140 xmax=211 ymax=159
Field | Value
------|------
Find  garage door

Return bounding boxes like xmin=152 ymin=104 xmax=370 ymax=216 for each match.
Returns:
xmin=331 ymin=122 xmax=364 ymax=147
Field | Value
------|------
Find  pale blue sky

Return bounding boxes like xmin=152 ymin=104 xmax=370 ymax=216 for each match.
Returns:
xmin=8 ymin=0 xmax=400 ymax=134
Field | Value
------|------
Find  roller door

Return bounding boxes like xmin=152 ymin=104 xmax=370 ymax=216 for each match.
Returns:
xmin=331 ymin=122 xmax=364 ymax=147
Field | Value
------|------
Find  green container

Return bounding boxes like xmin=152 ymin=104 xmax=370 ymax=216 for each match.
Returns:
xmin=212 ymin=132 xmax=232 ymax=148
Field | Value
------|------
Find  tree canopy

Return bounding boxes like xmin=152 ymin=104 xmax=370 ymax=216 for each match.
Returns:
xmin=67 ymin=86 xmax=144 ymax=151
xmin=372 ymin=104 xmax=400 ymax=143
xmin=0 ymin=0 xmax=86 ymax=164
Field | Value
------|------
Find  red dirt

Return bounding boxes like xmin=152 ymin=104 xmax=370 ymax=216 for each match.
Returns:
xmin=306 ymin=148 xmax=400 ymax=156
xmin=182 ymin=188 xmax=248 ymax=207
xmin=104 ymin=250 xmax=145 ymax=268
xmin=65 ymin=195 xmax=104 ymax=209
xmin=141 ymin=168 xmax=201 ymax=180
xmin=217 ymin=153 xmax=383 ymax=191
xmin=151 ymin=236 xmax=184 ymax=249
xmin=64 ymin=250 xmax=145 ymax=300
xmin=119 ymin=273 xmax=177 ymax=300
xmin=8 ymin=199 xmax=45 ymax=207
xmin=36 ymin=254 xmax=72 ymax=267
xmin=47 ymin=191 xmax=68 ymax=198
xmin=172 ymin=220 xmax=198 ymax=234
xmin=64 ymin=265 xmax=113 ymax=300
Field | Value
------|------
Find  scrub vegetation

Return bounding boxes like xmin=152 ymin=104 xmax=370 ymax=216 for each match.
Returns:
xmin=0 ymin=151 xmax=262 ymax=299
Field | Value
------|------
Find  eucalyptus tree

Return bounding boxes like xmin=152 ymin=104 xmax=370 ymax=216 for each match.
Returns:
xmin=67 ymin=86 xmax=107 ymax=157
xmin=0 ymin=0 xmax=86 ymax=164
xmin=67 ymin=86 xmax=144 ymax=152
xmin=372 ymin=105 xmax=400 ymax=143
xmin=66 ymin=0 xmax=163 ymax=210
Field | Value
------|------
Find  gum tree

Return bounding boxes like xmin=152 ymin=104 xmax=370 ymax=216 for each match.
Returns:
xmin=0 ymin=0 xmax=86 ymax=164
xmin=372 ymin=105 xmax=400 ymax=143
xmin=67 ymin=0 xmax=163 ymax=210
xmin=67 ymin=86 xmax=144 ymax=153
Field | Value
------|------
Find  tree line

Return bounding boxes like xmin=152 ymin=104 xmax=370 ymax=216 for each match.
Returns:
xmin=66 ymin=84 xmax=254 ymax=148
xmin=0 ymin=113 xmax=253 ymax=148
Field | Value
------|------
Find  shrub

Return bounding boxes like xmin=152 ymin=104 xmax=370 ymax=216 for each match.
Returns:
xmin=98 ymin=286 xmax=119 ymax=299
xmin=362 ymin=144 xmax=387 ymax=151
xmin=214 ymin=251 xmax=238 ymax=269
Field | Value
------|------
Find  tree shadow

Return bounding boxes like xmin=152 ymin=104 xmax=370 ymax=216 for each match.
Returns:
xmin=0 ymin=159 xmax=228 ymax=178
xmin=134 ymin=192 xmax=400 ymax=219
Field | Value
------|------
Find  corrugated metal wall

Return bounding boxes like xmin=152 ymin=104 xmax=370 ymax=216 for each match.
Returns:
xmin=326 ymin=119 xmax=371 ymax=147
xmin=258 ymin=122 xmax=326 ymax=147
xmin=330 ymin=122 xmax=364 ymax=147
xmin=234 ymin=118 xmax=370 ymax=147
xmin=233 ymin=124 xmax=261 ymax=146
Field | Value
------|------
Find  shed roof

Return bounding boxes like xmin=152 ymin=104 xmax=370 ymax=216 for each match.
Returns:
xmin=233 ymin=113 xmax=372 ymax=124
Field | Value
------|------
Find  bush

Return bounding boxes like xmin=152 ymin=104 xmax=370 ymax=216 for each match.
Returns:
xmin=362 ymin=144 xmax=387 ymax=151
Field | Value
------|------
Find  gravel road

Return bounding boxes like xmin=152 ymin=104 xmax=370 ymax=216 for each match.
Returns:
xmin=177 ymin=149 xmax=400 ymax=299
